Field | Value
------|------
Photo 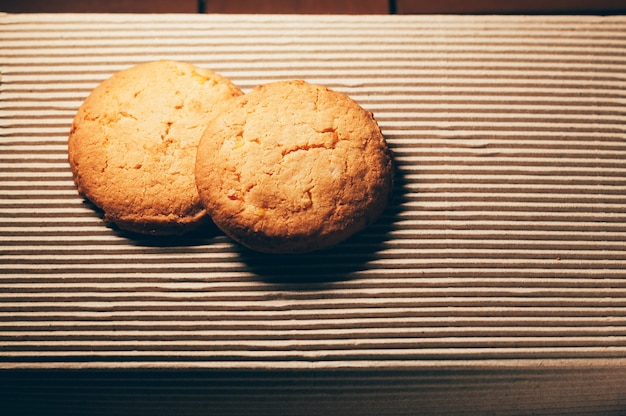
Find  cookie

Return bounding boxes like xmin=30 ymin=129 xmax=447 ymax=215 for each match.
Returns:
xmin=68 ymin=60 xmax=243 ymax=235
xmin=195 ymin=80 xmax=393 ymax=253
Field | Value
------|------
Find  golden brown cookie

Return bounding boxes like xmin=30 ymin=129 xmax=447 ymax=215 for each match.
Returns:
xmin=68 ymin=60 xmax=243 ymax=235
xmin=195 ymin=80 xmax=393 ymax=253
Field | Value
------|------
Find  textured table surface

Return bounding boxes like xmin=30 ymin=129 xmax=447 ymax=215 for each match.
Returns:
xmin=1 ymin=13 xmax=626 ymax=415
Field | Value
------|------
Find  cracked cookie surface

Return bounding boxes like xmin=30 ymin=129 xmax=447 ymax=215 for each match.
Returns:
xmin=195 ymin=80 xmax=393 ymax=253
xmin=68 ymin=60 xmax=243 ymax=235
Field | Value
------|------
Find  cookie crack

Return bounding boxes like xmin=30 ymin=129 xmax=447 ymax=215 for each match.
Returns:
xmin=281 ymin=128 xmax=338 ymax=157
xmin=160 ymin=121 xmax=182 ymax=153
xmin=161 ymin=121 xmax=173 ymax=140
xmin=119 ymin=111 xmax=137 ymax=121
xmin=280 ymin=143 xmax=327 ymax=157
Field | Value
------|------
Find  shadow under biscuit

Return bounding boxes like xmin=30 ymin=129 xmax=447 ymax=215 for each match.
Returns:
xmin=112 ymin=218 xmax=224 ymax=248
xmin=236 ymin=242 xmax=378 ymax=287
xmin=236 ymin=162 xmax=409 ymax=288
xmin=90 ymin=156 xmax=409 ymax=289
xmin=76 ymin=195 xmax=224 ymax=248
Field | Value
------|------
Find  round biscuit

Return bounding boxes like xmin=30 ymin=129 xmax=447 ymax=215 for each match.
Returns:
xmin=195 ymin=80 xmax=393 ymax=253
xmin=68 ymin=60 xmax=243 ymax=235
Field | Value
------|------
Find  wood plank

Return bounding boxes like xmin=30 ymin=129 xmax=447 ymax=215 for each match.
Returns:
xmin=0 ymin=0 xmax=197 ymax=13
xmin=396 ymin=0 xmax=626 ymax=14
xmin=204 ymin=0 xmax=388 ymax=14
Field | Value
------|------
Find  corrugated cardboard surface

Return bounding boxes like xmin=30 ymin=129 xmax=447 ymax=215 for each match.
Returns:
xmin=1 ymin=13 xmax=626 ymax=415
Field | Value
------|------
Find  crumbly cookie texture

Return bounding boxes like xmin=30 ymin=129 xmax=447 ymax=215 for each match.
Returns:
xmin=68 ymin=60 xmax=243 ymax=235
xmin=195 ymin=80 xmax=393 ymax=253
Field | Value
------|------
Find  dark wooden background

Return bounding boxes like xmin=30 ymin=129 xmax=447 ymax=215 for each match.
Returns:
xmin=1 ymin=0 xmax=625 ymax=14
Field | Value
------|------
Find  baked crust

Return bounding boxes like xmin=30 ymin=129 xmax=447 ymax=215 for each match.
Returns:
xmin=195 ymin=80 xmax=393 ymax=253
xmin=68 ymin=60 xmax=243 ymax=235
